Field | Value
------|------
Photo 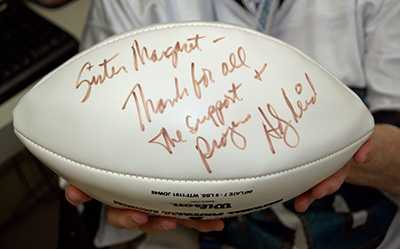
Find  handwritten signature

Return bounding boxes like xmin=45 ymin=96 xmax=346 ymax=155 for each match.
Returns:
xmin=258 ymin=73 xmax=317 ymax=154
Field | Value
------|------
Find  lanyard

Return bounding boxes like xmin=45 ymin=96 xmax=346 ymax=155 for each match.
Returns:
xmin=240 ymin=0 xmax=281 ymax=33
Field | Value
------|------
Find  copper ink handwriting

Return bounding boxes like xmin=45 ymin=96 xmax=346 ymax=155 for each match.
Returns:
xmin=221 ymin=47 xmax=250 ymax=76
xmin=122 ymin=78 xmax=189 ymax=131
xmin=149 ymin=127 xmax=186 ymax=154
xmin=191 ymin=62 xmax=215 ymax=99
xmin=76 ymin=53 xmax=128 ymax=103
xmin=186 ymin=83 xmax=243 ymax=134
xmin=254 ymin=63 xmax=267 ymax=81
xmin=258 ymin=105 xmax=299 ymax=154
xmin=131 ymin=34 xmax=205 ymax=71
xmin=258 ymin=73 xmax=317 ymax=154
xmin=195 ymin=114 xmax=252 ymax=174
xmin=213 ymin=37 xmax=225 ymax=43
xmin=282 ymin=73 xmax=317 ymax=123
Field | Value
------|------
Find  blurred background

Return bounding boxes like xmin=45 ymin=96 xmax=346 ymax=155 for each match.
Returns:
xmin=0 ymin=1 xmax=103 ymax=248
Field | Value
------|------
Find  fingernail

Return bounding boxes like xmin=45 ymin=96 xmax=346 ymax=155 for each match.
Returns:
xmin=66 ymin=192 xmax=79 ymax=204
xmin=160 ymin=220 xmax=176 ymax=231
xmin=160 ymin=223 xmax=171 ymax=231
xmin=130 ymin=214 xmax=146 ymax=225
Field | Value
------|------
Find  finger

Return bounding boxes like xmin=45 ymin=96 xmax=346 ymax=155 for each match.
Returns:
xmin=294 ymin=164 xmax=350 ymax=212
xmin=139 ymin=216 xmax=177 ymax=235
xmin=352 ymin=136 xmax=376 ymax=164
xmin=107 ymin=207 xmax=148 ymax=230
xmin=294 ymin=190 xmax=315 ymax=212
xmin=65 ymin=184 xmax=92 ymax=206
xmin=177 ymin=219 xmax=225 ymax=232
xmin=311 ymin=164 xmax=350 ymax=199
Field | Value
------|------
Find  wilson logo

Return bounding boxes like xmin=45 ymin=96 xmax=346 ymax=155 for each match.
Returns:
xmin=171 ymin=203 xmax=231 ymax=210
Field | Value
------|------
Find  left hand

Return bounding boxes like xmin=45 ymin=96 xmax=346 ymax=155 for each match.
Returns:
xmin=346 ymin=124 xmax=400 ymax=196
xmin=294 ymin=131 xmax=376 ymax=212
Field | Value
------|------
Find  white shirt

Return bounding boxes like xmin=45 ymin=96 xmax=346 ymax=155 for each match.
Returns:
xmin=80 ymin=0 xmax=400 ymax=113
xmin=78 ymin=0 xmax=400 ymax=248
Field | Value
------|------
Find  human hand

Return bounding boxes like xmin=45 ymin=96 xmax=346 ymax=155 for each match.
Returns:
xmin=293 ymin=132 xmax=376 ymax=212
xmin=65 ymin=184 xmax=224 ymax=234
xmin=346 ymin=124 xmax=400 ymax=196
xmin=64 ymin=136 xmax=376 ymax=232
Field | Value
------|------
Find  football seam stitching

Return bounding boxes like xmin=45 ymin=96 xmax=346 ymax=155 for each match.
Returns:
xmin=14 ymin=128 xmax=373 ymax=183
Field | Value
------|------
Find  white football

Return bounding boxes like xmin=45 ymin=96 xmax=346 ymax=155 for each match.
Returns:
xmin=13 ymin=22 xmax=374 ymax=219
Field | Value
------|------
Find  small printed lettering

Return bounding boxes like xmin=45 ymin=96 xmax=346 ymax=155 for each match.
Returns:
xmin=161 ymin=211 xmax=224 ymax=218
xmin=113 ymin=200 xmax=159 ymax=215
xmin=229 ymin=190 xmax=253 ymax=196
xmin=173 ymin=192 xmax=199 ymax=198
xmin=151 ymin=190 xmax=172 ymax=196
xmin=171 ymin=202 xmax=231 ymax=210
xmin=227 ymin=199 xmax=283 ymax=215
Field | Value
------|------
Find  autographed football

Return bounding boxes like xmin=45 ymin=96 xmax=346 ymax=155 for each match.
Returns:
xmin=13 ymin=22 xmax=374 ymax=219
